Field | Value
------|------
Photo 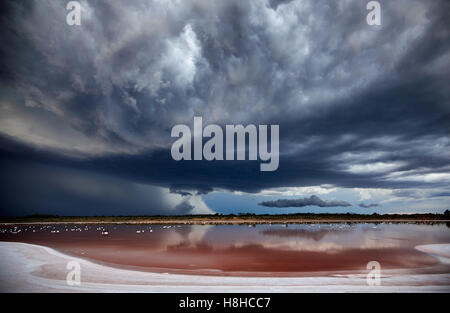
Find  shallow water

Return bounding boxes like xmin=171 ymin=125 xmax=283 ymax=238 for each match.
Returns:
xmin=1 ymin=223 xmax=449 ymax=276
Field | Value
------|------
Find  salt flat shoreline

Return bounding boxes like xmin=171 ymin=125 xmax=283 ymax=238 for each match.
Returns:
xmin=0 ymin=242 xmax=449 ymax=293
xmin=1 ymin=219 xmax=449 ymax=226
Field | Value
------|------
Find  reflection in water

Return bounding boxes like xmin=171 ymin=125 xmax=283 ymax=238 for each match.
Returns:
xmin=1 ymin=223 xmax=449 ymax=276
xmin=260 ymin=227 xmax=351 ymax=241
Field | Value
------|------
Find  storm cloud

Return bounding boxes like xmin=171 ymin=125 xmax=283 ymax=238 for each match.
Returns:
xmin=358 ymin=203 xmax=380 ymax=208
xmin=0 ymin=156 xmax=212 ymax=216
xmin=0 ymin=0 xmax=449 ymax=215
xmin=259 ymin=196 xmax=352 ymax=208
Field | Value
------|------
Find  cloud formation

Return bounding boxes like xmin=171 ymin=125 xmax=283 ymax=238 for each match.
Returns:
xmin=0 ymin=0 xmax=449 ymax=214
xmin=358 ymin=203 xmax=380 ymax=208
xmin=0 ymin=157 xmax=213 ymax=216
xmin=259 ymin=195 xmax=352 ymax=208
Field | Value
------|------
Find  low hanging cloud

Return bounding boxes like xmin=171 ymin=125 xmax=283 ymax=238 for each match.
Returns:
xmin=0 ymin=158 xmax=213 ymax=216
xmin=259 ymin=195 xmax=352 ymax=208
xmin=359 ymin=203 xmax=380 ymax=208
xmin=169 ymin=187 xmax=193 ymax=197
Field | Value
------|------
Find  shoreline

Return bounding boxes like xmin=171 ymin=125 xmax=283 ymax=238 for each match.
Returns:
xmin=0 ymin=241 xmax=449 ymax=292
xmin=2 ymin=223 xmax=448 ymax=278
xmin=1 ymin=219 xmax=449 ymax=226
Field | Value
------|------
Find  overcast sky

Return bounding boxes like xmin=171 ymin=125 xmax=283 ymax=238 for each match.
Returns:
xmin=0 ymin=0 xmax=449 ymax=216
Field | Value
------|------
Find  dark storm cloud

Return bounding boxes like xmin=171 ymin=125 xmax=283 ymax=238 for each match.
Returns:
xmin=169 ymin=187 xmax=193 ymax=197
xmin=259 ymin=195 xmax=352 ymax=208
xmin=0 ymin=0 xmax=449 ymax=214
xmin=358 ymin=203 xmax=379 ymax=208
xmin=0 ymin=156 xmax=205 ymax=216
xmin=431 ymin=192 xmax=450 ymax=198
xmin=174 ymin=201 xmax=195 ymax=213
